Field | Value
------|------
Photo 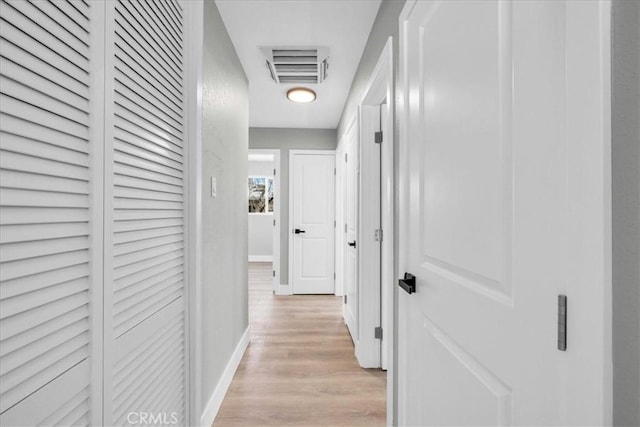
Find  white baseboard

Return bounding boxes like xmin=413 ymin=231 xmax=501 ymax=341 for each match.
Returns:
xmin=275 ymin=283 xmax=291 ymax=295
xmin=248 ymin=255 xmax=273 ymax=262
xmin=200 ymin=327 xmax=250 ymax=427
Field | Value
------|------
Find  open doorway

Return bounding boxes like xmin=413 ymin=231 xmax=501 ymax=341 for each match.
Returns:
xmin=248 ymin=149 xmax=280 ymax=293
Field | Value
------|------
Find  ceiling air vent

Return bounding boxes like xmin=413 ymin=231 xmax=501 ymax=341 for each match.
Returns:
xmin=261 ymin=47 xmax=330 ymax=84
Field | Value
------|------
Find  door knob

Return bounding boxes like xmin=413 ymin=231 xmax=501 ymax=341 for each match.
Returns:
xmin=398 ymin=272 xmax=416 ymax=294
xmin=348 ymin=241 xmax=356 ymax=248
xmin=294 ymin=228 xmax=306 ymax=234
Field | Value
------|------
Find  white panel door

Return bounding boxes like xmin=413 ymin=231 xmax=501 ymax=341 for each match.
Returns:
xmin=103 ymin=0 xmax=187 ymax=424
xmin=343 ymin=122 xmax=359 ymax=342
xmin=291 ymin=152 xmax=335 ymax=294
xmin=0 ymin=1 xmax=99 ymax=425
xmin=398 ymin=1 xmax=611 ymax=425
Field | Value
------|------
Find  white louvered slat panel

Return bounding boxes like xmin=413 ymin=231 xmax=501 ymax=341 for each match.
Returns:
xmin=0 ymin=359 xmax=90 ymax=427
xmin=114 ymin=263 xmax=183 ymax=302
xmin=114 ymin=209 xmax=183 ymax=222
xmin=106 ymin=0 xmax=186 ymax=423
xmin=114 ymin=248 xmax=183 ymax=283
xmin=118 ymin=1 xmax=182 ymax=77
xmin=0 ymin=114 xmax=89 ymax=154
xmin=114 ymin=142 xmax=183 ymax=175
xmin=113 ymin=32 xmax=180 ymax=104
xmin=0 ymin=0 xmax=93 ymax=425
xmin=0 ymin=39 xmax=89 ymax=101
xmin=111 ymin=303 xmax=185 ymax=426
xmin=113 ymin=46 xmax=182 ymax=113
xmin=37 ymin=386 xmax=90 ymax=427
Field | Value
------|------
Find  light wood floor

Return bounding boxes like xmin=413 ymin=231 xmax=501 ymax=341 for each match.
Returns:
xmin=213 ymin=262 xmax=386 ymax=427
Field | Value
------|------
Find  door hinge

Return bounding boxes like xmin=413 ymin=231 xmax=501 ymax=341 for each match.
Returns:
xmin=374 ymin=229 xmax=383 ymax=242
xmin=273 ymin=219 xmax=276 ymax=226
xmin=272 ymin=270 xmax=276 ymax=278
xmin=558 ymin=295 xmax=567 ymax=351
xmin=344 ymin=224 xmax=347 ymax=233
xmin=333 ymin=272 xmax=336 ymax=280
xmin=344 ymin=295 xmax=347 ymax=304
xmin=345 ymin=153 xmax=348 ymax=162
xmin=374 ymin=131 xmax=383 ymax=144
xmin=375 ymin=326 xmax=383 ymax=339
xmin=273 ymin=168 xmax=276 ymax=175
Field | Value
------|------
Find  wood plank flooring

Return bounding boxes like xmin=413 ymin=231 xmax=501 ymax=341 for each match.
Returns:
xmin=213 ymin=262 xmax=386 ymax=426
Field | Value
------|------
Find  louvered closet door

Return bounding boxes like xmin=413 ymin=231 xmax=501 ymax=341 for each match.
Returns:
xmin=103 ymin=1 xmax=187 ymax=425
xmin=0 ymin=1 xmax=99 ymax=426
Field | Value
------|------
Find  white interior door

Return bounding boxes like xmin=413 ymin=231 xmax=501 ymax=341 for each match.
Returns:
xmin=103 ymin=0 xmax=187 ymax=424
xmin=343 ymin=124 xmax=359 ymax=341
xmin=0 ymin=1 xmax=100 ymax=425
xmin=398 ymin=1 xmax=611 ymax=426
xmin=290 ymin=152 xmax=335 ymax=294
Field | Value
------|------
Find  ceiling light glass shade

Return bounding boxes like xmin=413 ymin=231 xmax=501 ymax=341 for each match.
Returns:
xmin=287 ymin=87 xmax=316 ymax=103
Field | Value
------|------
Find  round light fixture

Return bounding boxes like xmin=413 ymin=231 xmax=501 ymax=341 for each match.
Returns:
xmin=287 ymin=87 xmax=316 ymax=103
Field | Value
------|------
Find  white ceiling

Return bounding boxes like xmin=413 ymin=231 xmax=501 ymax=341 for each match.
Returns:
xmin=215 ymin=0 xmax=382 ymax=129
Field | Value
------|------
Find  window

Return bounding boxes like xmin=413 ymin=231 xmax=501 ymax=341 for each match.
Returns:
xmin=248 ymin=176 xmax=274 ymax=213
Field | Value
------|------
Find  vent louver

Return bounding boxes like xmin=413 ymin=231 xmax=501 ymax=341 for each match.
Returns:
xmin=261 ymin=47 xmax=330 ymax=84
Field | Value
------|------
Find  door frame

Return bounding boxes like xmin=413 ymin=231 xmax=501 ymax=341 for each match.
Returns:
xmin=248 ymin=148 xmax=281 ymax=293
xmin=184 ymin=1 xmax=204 ymax=424
xmin=288 ymin=149 xmax=336 ymax=295
xmin=356 ymin=38 xmax=394 ymax=373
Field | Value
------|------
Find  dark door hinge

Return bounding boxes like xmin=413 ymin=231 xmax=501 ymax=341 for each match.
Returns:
xmin=558 ymin=295 xmax=567 ymax=351
xmin=375 ymin=326 xmax=383 ymax=339
xmin=344 ymin=295 xmax=347 ymax=304
xmin=374 ymin=131 xmax=383 ymax=144
xmin=272 ymin=270 xmax=276 ymax=278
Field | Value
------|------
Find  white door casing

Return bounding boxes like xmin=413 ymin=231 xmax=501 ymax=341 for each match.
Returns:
xmin=343 ymin=122 xmax=359 ymax=341
xmin=335 ymin=141 xmax=346 ymax=298
xmin=357 ymin=104 xmax=382 ymax=369
xmin=248 ymin=149 xmax=281 ymax=294
xmin=398 ymin=1 xmax=611 ymax=426
xmin=290 ymin=151 xmax=336 ymax=294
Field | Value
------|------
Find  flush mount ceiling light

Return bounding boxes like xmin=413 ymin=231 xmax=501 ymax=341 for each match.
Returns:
xmin=287 ymin=87 xmax=316 ymax=103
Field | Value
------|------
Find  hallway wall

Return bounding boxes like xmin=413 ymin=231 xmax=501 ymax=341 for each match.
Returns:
xmin=612 ymin=0 xmax=640 ymax=425
xmin=249 ymin=127 xmax=337 ymax=286
xmin=201 ymin=0 xmax=249 ymax=414
xmin=335 ymin=0 xmax=406 ymax=423
xmin=336 ymin=0 xmax=406 ymax=140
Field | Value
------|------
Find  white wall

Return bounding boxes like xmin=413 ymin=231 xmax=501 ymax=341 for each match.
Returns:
xmin=248 ymin=160 xmax=274 ymax=260
xmin=200 ymin=0 xmax=249 ymax=416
